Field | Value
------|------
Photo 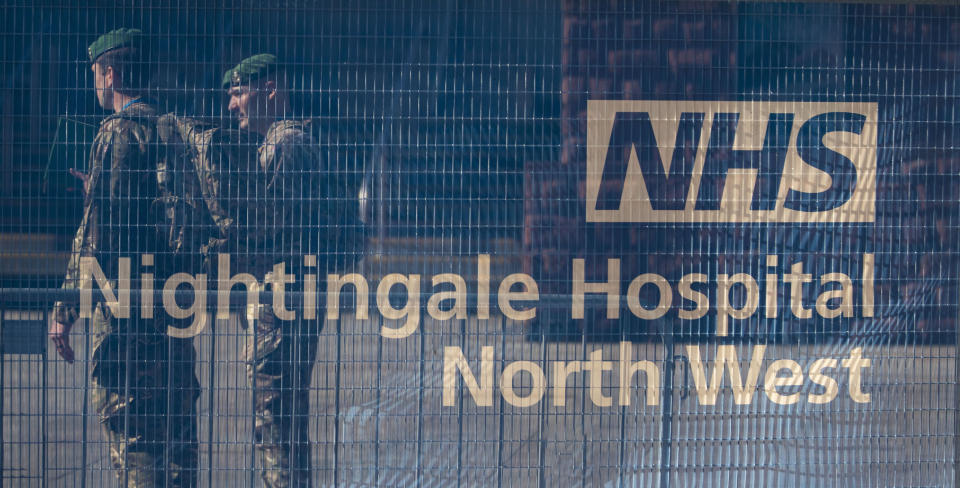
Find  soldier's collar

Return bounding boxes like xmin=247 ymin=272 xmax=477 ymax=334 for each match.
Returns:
xmin=120 ymin=97 xmax=143 ymax=111
xmin=117 ymin=97 xmax=157 ymax=112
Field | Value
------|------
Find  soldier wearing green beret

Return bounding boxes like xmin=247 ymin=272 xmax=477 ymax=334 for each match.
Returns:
xmin=49 ymin=28 xmax=200 ymax=487
xmin=224 ymin=53 xmax=325 ymax=488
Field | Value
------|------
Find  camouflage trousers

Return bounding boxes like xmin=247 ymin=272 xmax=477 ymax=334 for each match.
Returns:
xmin=89 ymin=313 xmax=200 ymax=487
xmin=244 ymin=303 xmax=321 ymax=488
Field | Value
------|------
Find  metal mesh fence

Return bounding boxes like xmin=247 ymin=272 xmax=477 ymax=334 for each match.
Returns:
xmin=0 ymin=1 xmax=958 ymax=486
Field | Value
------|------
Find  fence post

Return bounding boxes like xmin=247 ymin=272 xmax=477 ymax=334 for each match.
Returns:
xmin=0 ymin=304 xmax=5 ymax=488
xmin=659 ymin=324 xmax=675 ymax=488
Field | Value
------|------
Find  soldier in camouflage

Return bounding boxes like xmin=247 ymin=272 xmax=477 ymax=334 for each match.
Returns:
xmin=223 ymin=53 xmax=325 ymax=488
xmin=49 ymin=28 xmax=200 ymax=487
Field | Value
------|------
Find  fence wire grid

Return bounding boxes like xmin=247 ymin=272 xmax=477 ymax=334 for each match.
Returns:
xmin=0 ymin=1 xmax=959 ymax=487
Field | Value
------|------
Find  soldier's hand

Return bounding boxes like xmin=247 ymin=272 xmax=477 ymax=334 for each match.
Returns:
xmin=68 ymin=168 xmax=89 ymax=197
xmin=48 ymin=319 xmax=75 ymax=363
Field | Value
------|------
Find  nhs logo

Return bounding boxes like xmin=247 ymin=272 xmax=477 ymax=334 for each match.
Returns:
xmin=586 ymin=101 xmax=877 ymax=223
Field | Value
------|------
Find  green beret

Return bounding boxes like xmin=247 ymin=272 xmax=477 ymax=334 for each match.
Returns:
xmin=88 ymin=28 xmax=143 ymax=63
xmin=222 ymin=54 xmax=279 ymax=88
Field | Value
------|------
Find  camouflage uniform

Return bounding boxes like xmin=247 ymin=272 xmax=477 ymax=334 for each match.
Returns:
xmin=53 ymin=101 xmax=200 ymax=487
xmin=242 ymin=119 xmax=325 ymax=488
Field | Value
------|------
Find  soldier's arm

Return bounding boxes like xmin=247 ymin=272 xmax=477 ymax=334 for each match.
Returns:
xmin=50 ymin=127 xmax=113 ymax=361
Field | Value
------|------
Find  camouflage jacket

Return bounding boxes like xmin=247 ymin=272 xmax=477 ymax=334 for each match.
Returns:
xmin=53 ymin=102 xmax=163 ymax=326
xmin=256 ymin=119 xmax=326 ymax=271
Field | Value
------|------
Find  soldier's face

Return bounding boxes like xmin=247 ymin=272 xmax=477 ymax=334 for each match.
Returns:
xmin=228 ymin=79 xmax=280 ymax=135
xmin=91 ymin=63 xmax=114 ymax=110
xmin=228 ymin=86 xmax=258 ymax=131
